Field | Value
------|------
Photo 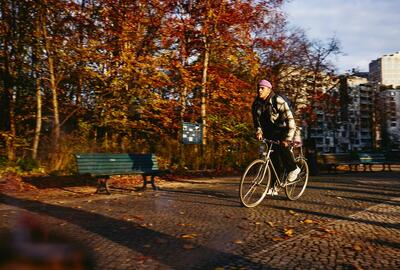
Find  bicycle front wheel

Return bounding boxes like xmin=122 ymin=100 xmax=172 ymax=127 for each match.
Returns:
xmin=285 ymin=158 xmax=309 ymax=200
xmin=239 ymin=159 xmax=271 ymax=208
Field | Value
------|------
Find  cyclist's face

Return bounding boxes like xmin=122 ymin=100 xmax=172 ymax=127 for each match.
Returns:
xmin=258 ymin=86 xmax=271 ymax=99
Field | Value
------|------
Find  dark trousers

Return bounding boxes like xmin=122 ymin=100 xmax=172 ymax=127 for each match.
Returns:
xmin=270 ymin=144 xmax=297 ymax=185
xmin=263 ymin=128 xmax=297 ymax=183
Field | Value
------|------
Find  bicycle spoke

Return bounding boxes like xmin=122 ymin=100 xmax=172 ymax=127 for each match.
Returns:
xmin=285 ymin=158 xmax=309 ymax=200
xmin=243 ymin=180 xmax=258 ymax=200
xmin=239 ymin=159 xmax=271 ymax=207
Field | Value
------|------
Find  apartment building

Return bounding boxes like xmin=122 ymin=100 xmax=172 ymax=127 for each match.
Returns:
xmin=369 ymin=51 xmax=400 ymax=87
xmin=311 ymin=75 xmax=374 ymax=153
xmin=369 ymin=52 xmax=400 ymax=150
xmin=378 ymin=89 xmax=400 ymax=150
xmin=346 ymin=77 xmax=374 ymax=151
xmin=308 ymin=52 xmax=400 ymax=153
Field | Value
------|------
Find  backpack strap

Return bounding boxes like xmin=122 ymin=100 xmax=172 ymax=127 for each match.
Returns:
xmin=272 ymin=94 xmax=279 ymax=112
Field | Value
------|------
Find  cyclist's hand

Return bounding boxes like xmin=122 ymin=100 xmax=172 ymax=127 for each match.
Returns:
xmin=256 ymin=133 xmax=263 ymax=141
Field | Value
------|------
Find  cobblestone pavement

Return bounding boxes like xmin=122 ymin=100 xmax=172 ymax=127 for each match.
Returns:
xmin=1 ymin=171 xmax=400 ymax=269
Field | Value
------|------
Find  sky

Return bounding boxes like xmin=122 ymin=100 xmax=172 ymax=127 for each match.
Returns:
xmin=283 ymin=0 xmax=400 ymax=74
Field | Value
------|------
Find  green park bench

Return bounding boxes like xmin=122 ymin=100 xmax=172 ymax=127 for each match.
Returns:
xmin=74 ymin=153 xmax=169 ymax=194
xmin=357 ymin=152 xmax=389 ymax=172
xmin=321 ymin=153 xmax=360 ymax=173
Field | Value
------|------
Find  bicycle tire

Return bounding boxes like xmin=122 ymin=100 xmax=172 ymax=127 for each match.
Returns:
xmin=239 ymin=159 xmax=271 ymax=208
xmin=285 ymin=157 xmax=309 ymax=200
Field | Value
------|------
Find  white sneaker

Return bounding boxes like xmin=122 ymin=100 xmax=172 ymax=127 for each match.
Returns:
xmin=287 ymin=166 xmax=301 ymax=182
xmin=267 ymin=188 xmax=278 ymax=196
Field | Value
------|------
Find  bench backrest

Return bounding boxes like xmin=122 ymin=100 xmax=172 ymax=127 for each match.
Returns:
xmin=321 ymin=153 xmax=355 ymax=164
xmin=75 ymin=153 xmax=159 ymax=176
xmin=357 ymin=153 xmax=386 ymax=163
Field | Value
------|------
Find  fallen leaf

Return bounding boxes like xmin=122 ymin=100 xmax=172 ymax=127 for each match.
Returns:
xmin=288 ymin=210 xmax=299 ymax=216
xmin=266 ymin=221 xmax=275 ymax=227
xmin=255 ymin=221 xmax=262 ymax=225
xmin=234 ymin=240 xmax=244 ymax=244
xmin=177 ymin=223 xmax=193 ymax=227
xmin=272 ymin=236 xmax=284 ymax=241
xmin=353 ymin=243 xmax=362 ymax=251
xmin=303 ymin=219 xmax=314 ymax=224
xmin=181 ymin=233 xmax=198 ymax=239
xmin=284 ymin=228 xmax=294 ymax=237
xmin=179 ymin=211 xmax=185 ymax=215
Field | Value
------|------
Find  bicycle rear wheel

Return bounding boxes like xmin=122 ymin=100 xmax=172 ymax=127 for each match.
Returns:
xmin=239 ymin=159 xmax=271 ymax=208
xmin=285 ymin=158 xmax=309 ymax=200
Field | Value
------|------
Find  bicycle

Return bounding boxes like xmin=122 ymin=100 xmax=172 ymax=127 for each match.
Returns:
xmin=239 ymin=139 xmax=309 ymax=208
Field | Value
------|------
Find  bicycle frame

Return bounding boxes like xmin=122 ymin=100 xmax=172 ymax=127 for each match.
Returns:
xmin=261 ymin=140 xmax=305 ymax=189
xmin=239 ymin=139 xmax=309 ymax=207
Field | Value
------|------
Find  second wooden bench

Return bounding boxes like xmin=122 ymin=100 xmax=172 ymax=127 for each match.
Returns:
xmin=321 ymin=153 xmax=360 ymax=173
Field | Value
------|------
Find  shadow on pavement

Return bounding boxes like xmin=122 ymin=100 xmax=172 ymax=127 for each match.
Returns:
xmin=306 ymin=185 xmax=400 ymax=198
xmin=155 ymin=189 xmax=240 ymax=208
xmin=22 ymin=175 xmax=95 ymax=189
xmin=0 ymin=193 xmax=264 ymax=270
xmin=268 ymin=204 xmax=400 ymax=230
xmin=326 ymin=194 xmax=400 ymax=207
xmin=371 ymin=239 xmax=400 ymax=250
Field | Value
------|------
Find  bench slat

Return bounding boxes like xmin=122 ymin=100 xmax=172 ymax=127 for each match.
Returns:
xmin=357 ymin=153 xmax=386 ymax=164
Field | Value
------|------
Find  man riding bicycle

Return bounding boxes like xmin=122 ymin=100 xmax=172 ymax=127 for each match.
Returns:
xmin=251 ymin=79 xmax=300 ymax=195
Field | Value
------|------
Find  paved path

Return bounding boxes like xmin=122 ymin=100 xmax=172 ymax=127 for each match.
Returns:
xmin=1 ymin=172 xmax=400 ymax=269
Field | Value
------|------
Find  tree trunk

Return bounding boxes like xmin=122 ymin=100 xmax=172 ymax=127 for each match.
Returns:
xmin=1 ymin=1 xmax=16 ymax=161
xmin=32 ymin=74 xmax=42 ymax=160
xmin=32 ymin=17 xmax=42 ymax=160
xmin=7 ymin=91 xmax=16 ymax=162
xmin=201 ymin=39 xmax=209 ymax=146
xmin=42 ymin=5 xmax=61 ymax=166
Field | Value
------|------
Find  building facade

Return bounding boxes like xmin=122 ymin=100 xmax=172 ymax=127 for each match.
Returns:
xmin=311 ymin=75 xmax=374 ymax=153
xmin=369 ymin=52 xmax=400 ymax=150
xmin=369 ymin=51 xmax=400 ymax=88
xmin=378 ymin=89 xmax=400 ymax=150
xmin=308 ymin=52 xmax=400 ymax=153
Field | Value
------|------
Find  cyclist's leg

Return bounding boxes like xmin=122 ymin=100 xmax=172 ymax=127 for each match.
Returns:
xmin=280 ymin=145 xmax=297 ymax=172
xmin=270 ymin=148 xmax=281 ymax=185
